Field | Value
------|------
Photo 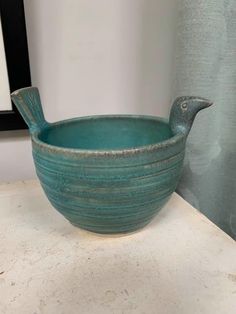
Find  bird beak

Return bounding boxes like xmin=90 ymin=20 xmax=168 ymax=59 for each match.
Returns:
xmin=197 ymin=98 xmax=213 ymax=109
xmin=205 ymin=100 xmax=213 ymax=107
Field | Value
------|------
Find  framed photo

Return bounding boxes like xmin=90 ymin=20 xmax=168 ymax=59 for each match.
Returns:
xmin=0 ymin=0 xmax=31 ymax=131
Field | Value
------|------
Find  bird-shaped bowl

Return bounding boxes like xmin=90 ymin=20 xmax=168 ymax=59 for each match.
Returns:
xmin=11 ymin=87 xmax=212 ymax=234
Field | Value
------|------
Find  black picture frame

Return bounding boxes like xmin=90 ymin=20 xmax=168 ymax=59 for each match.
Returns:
xmin=0 ymin=0 xmax=31 ymax=131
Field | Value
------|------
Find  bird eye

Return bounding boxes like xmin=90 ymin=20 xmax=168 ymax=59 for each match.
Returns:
xmin=181 ymin=102 xmax=188 ymax=111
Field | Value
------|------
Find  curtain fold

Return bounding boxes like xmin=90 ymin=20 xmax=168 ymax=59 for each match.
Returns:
xmin=174 ymin=0 xmax=236 ymax=239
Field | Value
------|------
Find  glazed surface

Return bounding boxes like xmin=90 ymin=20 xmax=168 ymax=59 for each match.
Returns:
xmin=33 ymin=129 xmax=185 ymax=233
xmin=39 ymin=116 xmax=173 ymax=151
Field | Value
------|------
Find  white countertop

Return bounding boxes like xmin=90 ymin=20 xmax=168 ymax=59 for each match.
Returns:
xmin=0 ymin=180 xmax=235 ymax=314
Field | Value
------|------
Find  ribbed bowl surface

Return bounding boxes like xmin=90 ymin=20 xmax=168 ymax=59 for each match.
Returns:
xmin=33 ymin=133 xmax=185 ymax=234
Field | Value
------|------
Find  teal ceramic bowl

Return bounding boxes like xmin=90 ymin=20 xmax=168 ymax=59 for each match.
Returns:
xmin=11 ymin=87 xmax=212 ymax=234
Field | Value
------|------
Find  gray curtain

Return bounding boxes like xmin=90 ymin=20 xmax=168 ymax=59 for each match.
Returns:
xmin=174 ymin=0 xmax=236 ymax=239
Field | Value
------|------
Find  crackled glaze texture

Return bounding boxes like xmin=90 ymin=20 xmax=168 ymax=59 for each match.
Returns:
xmin=11 ymin=87 xmax=212 ymax=234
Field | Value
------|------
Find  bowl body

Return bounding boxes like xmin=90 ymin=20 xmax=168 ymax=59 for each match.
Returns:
xmin=32 ymin=115 xmax=186 ymax=234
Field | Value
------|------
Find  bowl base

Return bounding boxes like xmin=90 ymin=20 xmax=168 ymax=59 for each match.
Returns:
xmin=69 ymin=220 xmax=152 ymax=236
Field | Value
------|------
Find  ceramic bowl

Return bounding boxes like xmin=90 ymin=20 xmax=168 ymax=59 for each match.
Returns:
xmin=11 ymin=87 xmax=212 ymax=234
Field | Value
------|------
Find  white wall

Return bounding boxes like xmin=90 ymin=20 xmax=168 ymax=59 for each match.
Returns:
xmin=0 ymin=0 xmax=177 ymax=181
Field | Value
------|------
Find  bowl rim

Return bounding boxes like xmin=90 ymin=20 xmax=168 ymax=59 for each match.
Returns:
xmin=32 ymin=114 xmax=185 ymax=156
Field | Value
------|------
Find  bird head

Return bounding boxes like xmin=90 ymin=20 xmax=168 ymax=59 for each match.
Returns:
xmin=169 ymin=96 xmax=213 ymax=136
